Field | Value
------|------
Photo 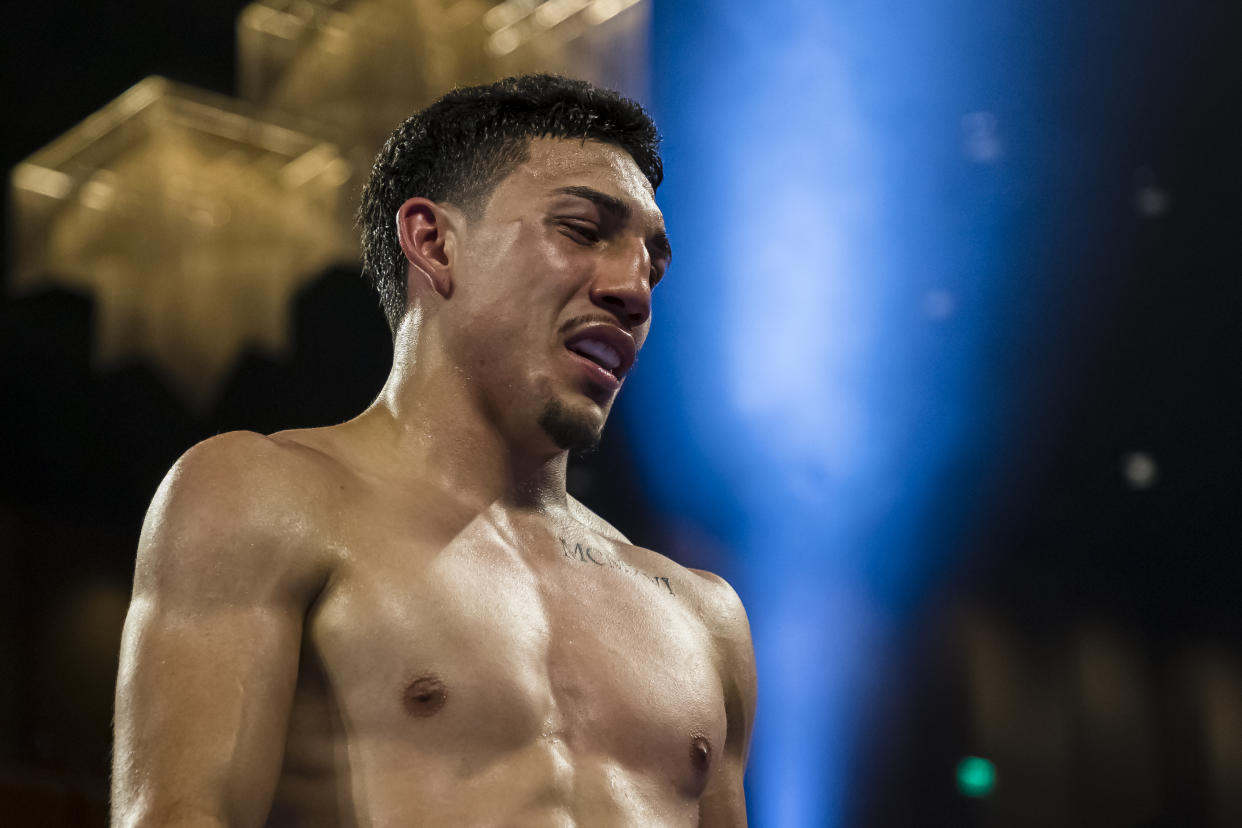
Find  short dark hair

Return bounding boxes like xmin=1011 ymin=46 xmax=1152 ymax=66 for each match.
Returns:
xmin=358 ymin=73 xmax=663 ymax=335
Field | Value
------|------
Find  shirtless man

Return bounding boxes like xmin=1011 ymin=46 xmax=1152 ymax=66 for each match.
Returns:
xmin=111 ymin=74 xmax=756 ymax=827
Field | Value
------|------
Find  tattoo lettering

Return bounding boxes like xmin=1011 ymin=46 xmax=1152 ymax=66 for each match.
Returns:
xmin=558 ymin=537 xmax=675 ymax=595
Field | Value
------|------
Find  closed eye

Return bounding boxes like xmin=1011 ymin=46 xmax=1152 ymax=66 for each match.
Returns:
xmin=556 ymin=217 xmax=667 ymax=287
xmin=559 ymin=221 xmax=600 ymax=245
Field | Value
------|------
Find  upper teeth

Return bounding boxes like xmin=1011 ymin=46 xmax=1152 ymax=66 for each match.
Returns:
xmin=571 ymin=339 xmax=622 ymax=371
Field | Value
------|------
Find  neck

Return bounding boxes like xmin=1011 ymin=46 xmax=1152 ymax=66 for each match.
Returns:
xmin=355 ymin=308 xmax=570 ymax=514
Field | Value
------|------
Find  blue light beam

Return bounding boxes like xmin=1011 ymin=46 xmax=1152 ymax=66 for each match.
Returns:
xmin=624 ymin=1 xmax=1047 ymax=825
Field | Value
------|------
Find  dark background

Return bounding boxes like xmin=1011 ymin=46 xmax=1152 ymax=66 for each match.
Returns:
xmin=2 ymin=1 xmax=1240 ymax=825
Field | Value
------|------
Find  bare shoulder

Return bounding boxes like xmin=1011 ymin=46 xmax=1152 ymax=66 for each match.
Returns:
xmin=683 ymin=568 xmax=754 ymax=676
xmin=169 ymin=427 xmax=339 ymax=482
xmin=147 ymin=429 xmax=343 ymax=535
xmin=685 ymin=568 xmax=750 ymax=631
xmin=135 ymin=429 xmax=342 ymax=602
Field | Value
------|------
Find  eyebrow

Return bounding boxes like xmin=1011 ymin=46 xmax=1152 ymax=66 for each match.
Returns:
xmin=552 ymin=185 xmax=673 ymax=263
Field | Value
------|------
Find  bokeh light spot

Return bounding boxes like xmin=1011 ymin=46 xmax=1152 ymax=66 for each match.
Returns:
xmin=956 ymin=755 xmax=997 ymax=797
xmin=1122 ymin=451 xmax=1159 ymax=489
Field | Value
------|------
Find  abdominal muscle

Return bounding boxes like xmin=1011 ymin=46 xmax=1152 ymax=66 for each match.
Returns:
xmin=266 ymin=722 xmax=695 ymax=827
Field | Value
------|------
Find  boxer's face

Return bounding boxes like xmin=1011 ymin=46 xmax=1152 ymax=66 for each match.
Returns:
xmin=444 ymin=137 xmax=670 ymax=454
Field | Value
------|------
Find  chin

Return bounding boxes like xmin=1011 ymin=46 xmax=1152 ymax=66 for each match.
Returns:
xmin=537 ymin=396 xmax=605 ymax=455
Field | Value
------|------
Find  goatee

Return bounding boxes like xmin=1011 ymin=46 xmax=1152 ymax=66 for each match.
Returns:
xmin=538 ymin=398 xmax=603 ymax=455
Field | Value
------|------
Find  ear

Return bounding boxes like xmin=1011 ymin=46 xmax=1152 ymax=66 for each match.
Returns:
xmin=395 ymin=197 xmax=459 ymax=299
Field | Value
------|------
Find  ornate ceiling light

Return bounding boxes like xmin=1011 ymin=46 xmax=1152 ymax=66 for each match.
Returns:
xmin=9 ymin=78 xmax=350 ymax=411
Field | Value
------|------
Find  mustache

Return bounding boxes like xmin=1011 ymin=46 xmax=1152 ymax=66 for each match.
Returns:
xmin=557 ymin=314 xmax=632 ymax=336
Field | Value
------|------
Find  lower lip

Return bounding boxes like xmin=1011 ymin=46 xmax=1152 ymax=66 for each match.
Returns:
xmin=565 ymin=348 xmax=621 ymax=392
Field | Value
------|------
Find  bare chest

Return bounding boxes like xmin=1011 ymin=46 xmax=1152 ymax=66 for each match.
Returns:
xmin=290 ymin=513 xmax=725 ymax=793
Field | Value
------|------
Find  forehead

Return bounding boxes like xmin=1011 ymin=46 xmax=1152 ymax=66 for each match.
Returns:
xmin=488 ymin=137 xmax=663 ymax=225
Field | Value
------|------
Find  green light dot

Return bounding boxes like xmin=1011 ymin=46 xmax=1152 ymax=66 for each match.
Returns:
xmin=956 ymin=756 xmax=996 ymax=797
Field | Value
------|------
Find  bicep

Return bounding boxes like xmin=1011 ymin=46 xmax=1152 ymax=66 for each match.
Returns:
xmin=113 ymin=593 xmax=304 ymax=827
xmin=111 ymin=435 xmax=323 ymax=827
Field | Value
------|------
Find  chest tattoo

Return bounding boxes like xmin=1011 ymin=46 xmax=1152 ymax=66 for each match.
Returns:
xmin=557 ymin=537 xmax=676 ymax=596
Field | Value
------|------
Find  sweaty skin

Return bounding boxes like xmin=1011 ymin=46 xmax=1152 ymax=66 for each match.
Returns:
xmin=112 ymin=139 xmax=757 ymax=828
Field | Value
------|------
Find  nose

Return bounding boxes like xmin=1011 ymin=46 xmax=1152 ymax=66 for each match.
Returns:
xmin=591 ymin=238 xmax=652 ymax=327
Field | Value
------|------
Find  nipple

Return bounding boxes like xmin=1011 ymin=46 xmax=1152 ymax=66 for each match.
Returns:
xmin=689 ymin=734 xmax=712 ymax=772
xmin=402 ymin=674 xmax=448 ymax=718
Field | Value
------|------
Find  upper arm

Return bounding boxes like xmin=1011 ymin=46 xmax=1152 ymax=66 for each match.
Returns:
xmin=111 ymin=432 xmax=330 ymax=828
xmin=693 ymin=570 xmax=757 ymax=827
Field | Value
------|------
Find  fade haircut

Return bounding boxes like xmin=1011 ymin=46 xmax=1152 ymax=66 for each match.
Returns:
xmin=358 ymin=73 xmax=663 ymax=336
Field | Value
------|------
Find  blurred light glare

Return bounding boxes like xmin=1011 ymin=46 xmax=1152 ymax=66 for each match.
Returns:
xmin=534 ymin=0 xmax=589 ymax=29
xmin=584 ymin=0 xmax=637 ymax=25
xmin=923 ymin=289 xmax=956 ymax=320
xmin=483 ymin=0 xmax=530 ymax=32
xmin=79 ymin=177 xmax=118 ymax=211
xmin=957 ymin=756 xmax=998 ymax=797
xmin=486 ymin=27 xmax=522 ymax=56
xmin=962 ymin=111 xmax=1004 ymax=163
xmin=11 ymin=165 xmax=73 ymax=199
xmin=1133 ymin=168 xmax=1170 ymax=217
xmin=1123 ymin=451 xmax=1159 ymax=489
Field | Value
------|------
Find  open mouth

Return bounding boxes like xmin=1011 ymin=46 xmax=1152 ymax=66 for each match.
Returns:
xmin=565 ymin=345 xmax=622 ymax=395
xmin=567 ymin=338 xmax=623 ymax=377
xmin=563 ymin=323 xmax=636 ymax=384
